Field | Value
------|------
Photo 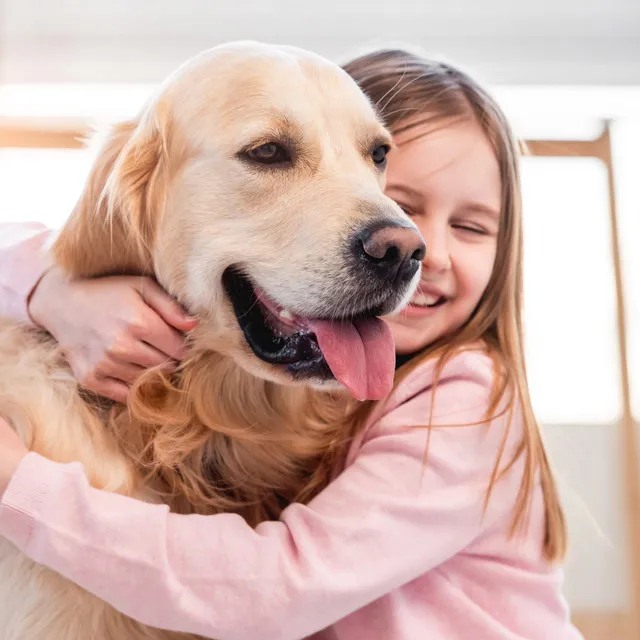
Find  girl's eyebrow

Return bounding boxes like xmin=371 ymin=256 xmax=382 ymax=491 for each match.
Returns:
xmin=386 ymin=183 xmax=424 ymax=201
xmin=458 ymin=202 xmax=501 ymax=218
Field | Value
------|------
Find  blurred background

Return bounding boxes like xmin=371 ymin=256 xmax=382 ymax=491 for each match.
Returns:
xmin=0 ymin=2 xmax=638 ymax=638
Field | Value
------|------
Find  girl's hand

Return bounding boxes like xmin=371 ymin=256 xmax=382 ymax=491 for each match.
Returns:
xmin=28 ymin=268 xmax=197 ymax=403
xmin=0 ymin=417 xmax=28 ymax=498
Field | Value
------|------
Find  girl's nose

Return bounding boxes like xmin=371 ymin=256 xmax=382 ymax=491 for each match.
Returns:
xmin=421 ymin=228 xmax=451 ymax=273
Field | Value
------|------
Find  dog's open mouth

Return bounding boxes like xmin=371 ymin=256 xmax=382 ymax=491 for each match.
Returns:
xmin=222 ymin=268 xmax=396 ymax=400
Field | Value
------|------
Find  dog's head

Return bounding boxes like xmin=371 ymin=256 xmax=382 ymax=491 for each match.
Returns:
xmin=54 ymin=42 xmax=424 ymax=400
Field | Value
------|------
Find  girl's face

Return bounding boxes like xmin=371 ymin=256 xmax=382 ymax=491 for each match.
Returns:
xmin=384 ymin=117 xmax=501 ymax=355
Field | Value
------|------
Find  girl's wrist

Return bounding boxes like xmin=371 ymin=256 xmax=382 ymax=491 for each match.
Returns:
xmin=27 ymin=266 xmax=66 ymax=332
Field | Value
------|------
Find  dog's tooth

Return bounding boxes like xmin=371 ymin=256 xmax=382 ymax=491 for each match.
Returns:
xmin=279 ymin=309 xmax=294 ymax=321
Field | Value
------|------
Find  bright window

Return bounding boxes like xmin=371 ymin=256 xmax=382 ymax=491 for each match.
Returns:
xmin=0 ymin=148 xmax=94 ymax=227
xmin=521 ymin=156 xmax=621 ymax=424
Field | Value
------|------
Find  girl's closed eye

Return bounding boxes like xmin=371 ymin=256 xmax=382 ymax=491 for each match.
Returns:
xmin=451 ymin=209 xmax=500 ymax=238
xmin=451 ymin=222 xmax=490 ymax=235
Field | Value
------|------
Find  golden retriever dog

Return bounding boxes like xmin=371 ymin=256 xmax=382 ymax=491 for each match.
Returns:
xmin=0 ymin=42 xmax=424 ymax=639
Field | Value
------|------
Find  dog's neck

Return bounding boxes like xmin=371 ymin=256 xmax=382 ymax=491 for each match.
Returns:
xmin=108 ymin=347 xmax=366 ymax=526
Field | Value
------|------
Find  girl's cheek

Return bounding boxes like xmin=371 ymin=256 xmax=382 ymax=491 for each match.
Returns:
xmin=461 ymin=252 xmax=495 ymax=297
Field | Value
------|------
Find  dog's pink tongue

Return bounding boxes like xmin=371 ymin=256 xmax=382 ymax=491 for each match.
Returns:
xmin=306 ymin=317 xmax=395 ymax=401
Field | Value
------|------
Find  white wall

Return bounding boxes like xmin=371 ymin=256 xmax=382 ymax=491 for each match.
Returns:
xmin=545 ymin=423 xmax=631 ymax=610
xmin=1 ymin=0 xmax=640 ymax=84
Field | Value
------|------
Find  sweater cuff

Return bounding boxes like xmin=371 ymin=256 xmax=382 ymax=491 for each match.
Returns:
xmin=0 ymin=226 xmax=54 ymax=325
xmin=0 ymin=452 xmax=64 ymax=551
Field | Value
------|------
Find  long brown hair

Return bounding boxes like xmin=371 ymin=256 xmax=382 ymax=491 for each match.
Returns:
xmin=342 ymin=48 xmax=567 ymax=562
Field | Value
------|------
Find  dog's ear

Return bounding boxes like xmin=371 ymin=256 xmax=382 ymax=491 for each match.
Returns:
xmin=53 ymin=108 xmax=171 ymax=277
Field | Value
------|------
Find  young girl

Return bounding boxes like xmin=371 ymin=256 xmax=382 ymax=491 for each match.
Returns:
xmin=0 ymin=49 xmax=582 ymax=639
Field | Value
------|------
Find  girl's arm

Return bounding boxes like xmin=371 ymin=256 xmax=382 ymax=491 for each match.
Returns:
xmin=0 ymin=222 xmax=53 ymax=323
xmin=0 ymin=353 xmax=523 ymax=640
xmin=0 ymin=222 xmax=195 ymax=402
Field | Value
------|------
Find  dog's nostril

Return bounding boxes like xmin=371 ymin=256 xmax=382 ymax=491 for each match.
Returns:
xmin=384 ymin=245 xmax=400 ymax=264
xmin=411 ymin=245 xmax=426 ymax=263
xmin=360 ymin=240 xmax=400 ymax=265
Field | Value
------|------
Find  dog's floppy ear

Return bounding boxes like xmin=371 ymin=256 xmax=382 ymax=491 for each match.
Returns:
xmin=53 ymin=107 xmax=171 ymax=278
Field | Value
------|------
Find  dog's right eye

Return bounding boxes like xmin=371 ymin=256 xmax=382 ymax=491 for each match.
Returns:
xmin=245 ymin=143 xmax=292 ymax=166
xmin=371 ymin=144 xmax=390 ymax=168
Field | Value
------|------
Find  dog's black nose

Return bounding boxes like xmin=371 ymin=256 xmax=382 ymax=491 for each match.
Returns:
xmin=356 ymin=221 xmax=426 ymax=285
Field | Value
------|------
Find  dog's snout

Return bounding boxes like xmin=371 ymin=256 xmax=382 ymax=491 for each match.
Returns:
xmin=356 ymin=222 xmax=426 ymax=285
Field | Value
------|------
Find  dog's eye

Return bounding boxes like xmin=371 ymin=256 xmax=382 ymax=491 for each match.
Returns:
xmin=371 ymin=144 xmax=390 ymax=168
xmin=246 ymin=142 xmax=291 ymax=165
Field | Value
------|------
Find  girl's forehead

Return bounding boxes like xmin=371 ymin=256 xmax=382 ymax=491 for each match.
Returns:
xmin=392 ymin=115 xmax=483 ymax=148
xmin=391 ymin=113 xmax=471 ymax=143
xmin=389 ymin=120 xmax=499 ymax=182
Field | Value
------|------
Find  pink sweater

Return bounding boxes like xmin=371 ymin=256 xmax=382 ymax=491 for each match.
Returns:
xmin=0 ymin=222 xmax=52 ymax=323
xmin=0 ymin=224 xmax=582 ymax=640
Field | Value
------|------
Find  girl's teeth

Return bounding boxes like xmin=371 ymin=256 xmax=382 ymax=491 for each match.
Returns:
xmin=279 ymin=309 xmax=294 ymax=321
xmin=412 ymin=293 xmax=441 ymax=307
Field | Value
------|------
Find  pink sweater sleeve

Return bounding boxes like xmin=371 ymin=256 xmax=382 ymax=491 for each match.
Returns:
xmin=0 ymin=223 xmax=54 ymax=323
xmin=0 ymin=354 xmax=524 ymax=640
